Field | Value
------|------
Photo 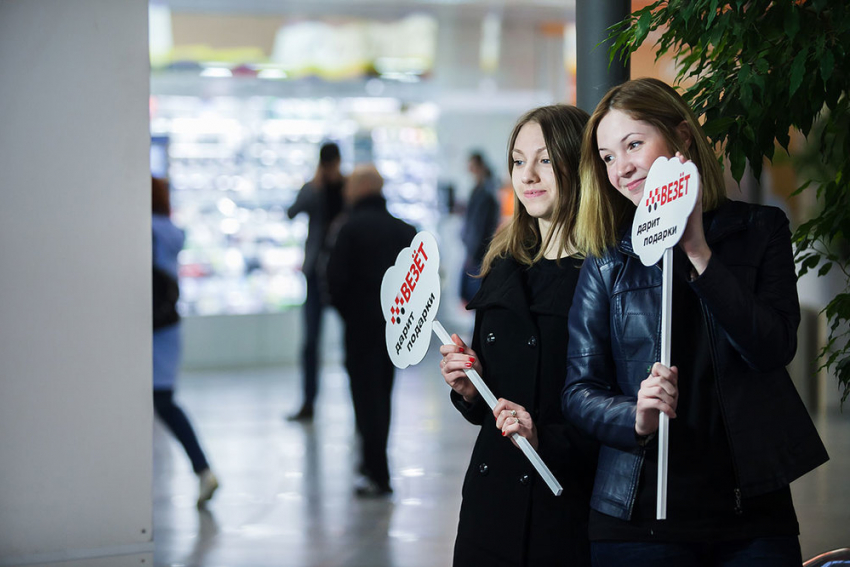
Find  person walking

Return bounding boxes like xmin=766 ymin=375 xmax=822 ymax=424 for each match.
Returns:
xmin=152 ymin=176 xmax=219 ymax=507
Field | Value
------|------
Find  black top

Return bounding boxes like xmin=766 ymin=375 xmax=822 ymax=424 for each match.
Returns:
xmin=590 ymin=252 xmax=799 ymax=541
xmin=526 ymin=257 xmax=582 ymax=312
xmin=288 ymin=178 xmax=345 ymax=276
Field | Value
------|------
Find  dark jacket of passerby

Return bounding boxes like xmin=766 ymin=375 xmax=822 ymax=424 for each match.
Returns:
xmin=326 ymin=193 xmax=416 ymax=326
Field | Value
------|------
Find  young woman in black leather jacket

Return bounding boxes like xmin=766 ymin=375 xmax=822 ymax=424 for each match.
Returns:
xmin=562 ymin=77 xmax=828 ymax=567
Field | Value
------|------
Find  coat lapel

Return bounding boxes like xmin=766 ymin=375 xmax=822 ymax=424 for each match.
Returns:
xmin=466 ymin=258 xmax=530 ymax=319
xmin=466 ymin=256 xmax=579 ymax=319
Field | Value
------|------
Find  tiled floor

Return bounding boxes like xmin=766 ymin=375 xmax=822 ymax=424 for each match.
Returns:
xmin=153 ymin=345 xmax=850 ymax=567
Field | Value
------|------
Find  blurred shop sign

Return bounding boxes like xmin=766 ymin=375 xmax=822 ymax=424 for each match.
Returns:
xmin=150 ymin=7 xmax=436 ymax=83
xmin=270 ymin=14 xmax=436 ymax=81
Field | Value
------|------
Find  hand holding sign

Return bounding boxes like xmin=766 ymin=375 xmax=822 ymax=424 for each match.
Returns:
xmin=380 ymin=231 xmax=563 ymax=496
xmin=631 ymin=156 xmax=700 ymax=521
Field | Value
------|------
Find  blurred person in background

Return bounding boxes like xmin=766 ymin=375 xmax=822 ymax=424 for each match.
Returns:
xmin=286 ymin=142 xmax=346 ymax=422
xmin=326 ymin=164 xmax=417 ymax=497
xmin=459 ymin=151 xmax=500 ymax=305
xmin=152 ymin=176 xmax=218 ymax=507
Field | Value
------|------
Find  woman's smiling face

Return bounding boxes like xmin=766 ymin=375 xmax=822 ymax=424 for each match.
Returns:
xmin=596 ymin=109 xmax=675 ymax=206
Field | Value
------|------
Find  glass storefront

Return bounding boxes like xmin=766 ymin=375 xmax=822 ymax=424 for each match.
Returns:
xmin=150 ymin=94 xmax=439 ymax=315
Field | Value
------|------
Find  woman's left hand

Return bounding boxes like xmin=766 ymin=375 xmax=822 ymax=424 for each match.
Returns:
xmin=493 ymin=398 xmax=538 ymax=451
xmin=674 ymin=151 xmax=712 ymax=274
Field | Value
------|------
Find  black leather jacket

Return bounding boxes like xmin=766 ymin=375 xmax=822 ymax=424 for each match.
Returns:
xmin=562 ymin=199 xmax=828 ymax=521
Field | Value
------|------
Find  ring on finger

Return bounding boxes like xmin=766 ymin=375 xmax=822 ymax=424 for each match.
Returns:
xmin=510 ymin=410 xmax=517 ymax=418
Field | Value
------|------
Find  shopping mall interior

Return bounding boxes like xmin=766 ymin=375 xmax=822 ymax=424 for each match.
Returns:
xmin=1 ymin=1 xmax=848 ymax=566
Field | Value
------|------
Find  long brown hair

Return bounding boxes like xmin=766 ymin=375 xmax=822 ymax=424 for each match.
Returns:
xmin=479 ymin=104 xmax=589 ymax=276
xmin=152 ymin=177 xmax=171 ymax=216
xmin=575 ymin=77 xmax=726 ymax=257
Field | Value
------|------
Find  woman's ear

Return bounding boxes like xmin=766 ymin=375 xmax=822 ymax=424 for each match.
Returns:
xmin=676 ymin=120 xmax=693 ymax=150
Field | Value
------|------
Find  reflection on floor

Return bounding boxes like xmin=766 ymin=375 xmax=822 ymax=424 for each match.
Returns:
xmin=154 ymin=353 xmax=850 ymax=567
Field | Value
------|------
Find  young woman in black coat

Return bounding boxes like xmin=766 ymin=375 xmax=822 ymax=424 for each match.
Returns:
xmin=439 ymin=105 xmax=597 ymax=567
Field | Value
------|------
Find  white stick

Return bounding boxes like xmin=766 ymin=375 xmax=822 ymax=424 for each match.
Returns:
xmin=432 ymin=320 xmax=563 ymax=497
xmin=657 ymin=247 xmax=673 ymax=520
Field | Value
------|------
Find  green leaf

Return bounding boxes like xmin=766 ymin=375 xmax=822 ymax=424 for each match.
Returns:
xmin=776 ymin=128 xmax=791 ymax=151
xmin=818 ymin=262 xmax=833 ymax=277
xmin=730 ymin=145 xmax=746 ymax=182
xmin=821 ymin=49 xmax=835 ymax=84
xmin=738 ymin=62 xmax=751 ymax=83
xmin=709 ymin=16 xmax=726 ymax=46
xmin=636 ymin=10 xmax=652 ymax=46
xmin=702 ymin=116 xmax=737 ymax=138
xmin=798 ymin=254 xmax=819 ymax=277
xmin=751 ymin=69 xmax=765 ymax=93
xmin=789 ymin=47 xmax=808 ymax=98
xmin=784 ymin=9 xmax=800 ymax=42
xmin=815 ymin=33 xmax=827 ymax=62
xmin=741 ymin=82 xmax=753 ymax=107
xmin=707 ymin=0 xmax=719 ymax=26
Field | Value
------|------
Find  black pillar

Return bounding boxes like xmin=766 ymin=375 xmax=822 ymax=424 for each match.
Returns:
xmin=576 ymin=0 xmax=631 ymax=114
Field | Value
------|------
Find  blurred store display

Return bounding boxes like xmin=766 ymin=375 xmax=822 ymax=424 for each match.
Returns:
xmin=150 ymin=94 xmax=439 ymax=316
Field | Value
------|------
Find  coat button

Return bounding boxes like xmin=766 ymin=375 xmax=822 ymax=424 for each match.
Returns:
xmin=519 ymin=474 xmax=530 ymax=486
xmin=486 ymin=333 xmax=496 ymax=344
xmin=527 ymin=336 xmax=537 ymax=347
xmin=479 ymin=463 xmax=489 ymax=475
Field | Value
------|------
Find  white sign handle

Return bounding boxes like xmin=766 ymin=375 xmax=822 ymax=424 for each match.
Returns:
xmin=432 ymin=320 xmax=563 ymax=497
xmin=656 ymin=247 xmax=673 ymax=520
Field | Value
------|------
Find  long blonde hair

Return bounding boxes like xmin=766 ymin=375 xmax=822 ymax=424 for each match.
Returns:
xmin=480 ymin=104 xmax=589 ymax=276
xmin=574 ymin=77 xmax=726 ymax=258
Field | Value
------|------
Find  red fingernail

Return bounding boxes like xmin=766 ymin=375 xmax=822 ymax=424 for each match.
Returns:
xmin=458 ymin=347 xmax=465 ymax=353
xmin=465 ymin=362 xmax=472 ymax=368
xmin=468 ymin=357 xmax=475 ymax=363
xmin=502 ymin=430 xmax=507 ymax=437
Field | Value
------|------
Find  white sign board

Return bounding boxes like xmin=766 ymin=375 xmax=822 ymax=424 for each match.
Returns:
xmin=380 ymin=231 xmax=441 ymax=368
xmin=379 ymin=231 xmax=564 ymax=497
xmin=631 ymin=156 xmax=699 ymax=266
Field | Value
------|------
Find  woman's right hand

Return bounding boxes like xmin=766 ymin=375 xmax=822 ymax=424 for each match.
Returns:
xmin=635 ymin=362 xmax=679 ymax=437
xmin=439 ymin=333 xmax=481 ymax=403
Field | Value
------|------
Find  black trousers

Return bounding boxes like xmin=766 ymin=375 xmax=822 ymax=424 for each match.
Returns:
xmin=299 ymin=270 xmax=324 ymax=409
xmin=344 ymin=322 xmax=396 ymax=488
xmin=154 ymin=389 xmax=209 ymax=474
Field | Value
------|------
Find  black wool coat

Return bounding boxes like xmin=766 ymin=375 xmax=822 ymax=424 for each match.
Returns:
xmin=451 ymin=256 xmax=597 ymax=567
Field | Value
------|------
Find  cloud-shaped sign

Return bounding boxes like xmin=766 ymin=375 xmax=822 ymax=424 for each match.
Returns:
xmin=380 ymin=231 xmax=441 ymax=369
xmin=632 ymin=156 xmax=700 ymax=266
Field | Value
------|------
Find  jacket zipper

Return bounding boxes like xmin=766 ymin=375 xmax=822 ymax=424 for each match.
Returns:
xmin=700 ymin=299 xmax=744 ymax=515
